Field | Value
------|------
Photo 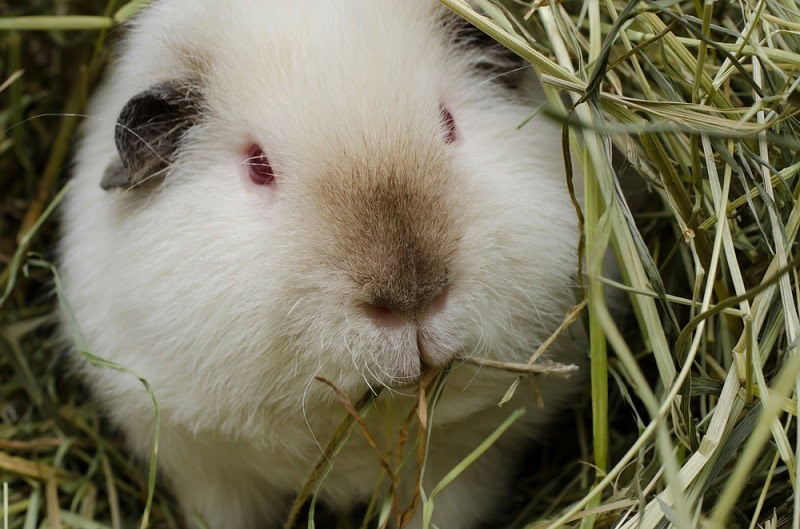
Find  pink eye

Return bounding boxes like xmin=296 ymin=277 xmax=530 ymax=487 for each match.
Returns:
xmin=439 ymin=104 xmax=457 ymax=144
xmin=245 ymin=144 xmax=276 ymax=186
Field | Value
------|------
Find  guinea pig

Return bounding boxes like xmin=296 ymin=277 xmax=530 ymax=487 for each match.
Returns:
xmin=59 ymin=1 xmax=587 ymax=527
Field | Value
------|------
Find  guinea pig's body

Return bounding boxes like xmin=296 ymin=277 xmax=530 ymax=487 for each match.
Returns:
xmin=60 ymin=1 xmax=586 ymax=527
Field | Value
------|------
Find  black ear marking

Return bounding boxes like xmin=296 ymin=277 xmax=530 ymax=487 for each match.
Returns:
xmin=101 ymin=81 xmax=202 ymax=190
xmin=446 ymin=14 xmax=528 ymax=88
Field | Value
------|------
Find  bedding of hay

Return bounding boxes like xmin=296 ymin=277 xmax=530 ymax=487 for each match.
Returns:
xmin=1 ymin=0 xmax=799 ymax=528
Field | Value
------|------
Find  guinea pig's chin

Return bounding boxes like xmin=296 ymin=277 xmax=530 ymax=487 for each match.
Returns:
xmin=378 ymin=357 xmax=423 ymax=390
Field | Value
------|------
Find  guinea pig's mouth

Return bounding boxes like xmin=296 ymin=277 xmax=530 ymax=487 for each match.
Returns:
xmin=389 ymin=363 xmax=439 ymax=390
xmin=417 ymin=331 xmax=446 ymax=372
xmin=353 ymin=288 xmax=460 ymax=389
xmin=377 ymin=328 xmax=453 ymax=390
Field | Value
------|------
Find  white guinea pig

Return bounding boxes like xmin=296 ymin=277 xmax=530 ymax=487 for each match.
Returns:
xmin=59 ymin=1 xmax=587 ymax=527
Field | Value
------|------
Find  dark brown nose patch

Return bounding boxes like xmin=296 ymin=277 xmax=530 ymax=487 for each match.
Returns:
xmin=307 ymin=145 xmax=461 ymax=312
xmin=348 ymin=171 xmax=458 ymax=315
xmin=365 ymin=254 xmax=449 ymax=317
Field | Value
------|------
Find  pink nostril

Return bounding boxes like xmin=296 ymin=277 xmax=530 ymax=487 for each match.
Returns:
xmin=429 ymin=286 xmax=449 ymax=316
xmin=362 ymin=286 xmax=450 ymax=327
xmin=362 ymin=303 xmax=407 ymax=328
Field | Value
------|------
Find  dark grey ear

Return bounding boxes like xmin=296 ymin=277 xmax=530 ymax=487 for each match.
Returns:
xmin=101 ymin=81 xmax=201 ymax=190
xmin=447 ymin=15 xmax=528 ymax=88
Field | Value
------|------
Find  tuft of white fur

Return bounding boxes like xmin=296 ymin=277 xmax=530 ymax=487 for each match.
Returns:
xmin=60 ymin=1 xmax=587 ymax=528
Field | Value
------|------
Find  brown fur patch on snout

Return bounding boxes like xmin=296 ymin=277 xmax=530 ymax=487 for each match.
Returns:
xmin=308 ymin=144 xmax=462 ymax=316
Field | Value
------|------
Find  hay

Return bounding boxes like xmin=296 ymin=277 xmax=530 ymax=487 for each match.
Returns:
xmin=1 ymin=0 xmax=800 ymax=527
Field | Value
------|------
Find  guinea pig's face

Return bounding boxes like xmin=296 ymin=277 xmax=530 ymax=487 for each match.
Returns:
xmin=79 ymin=0 xmax=578 ymax=411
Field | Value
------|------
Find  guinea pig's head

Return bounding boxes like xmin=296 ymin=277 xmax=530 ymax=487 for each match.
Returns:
xmin=67 ymin=0 xmax=579 ymax=423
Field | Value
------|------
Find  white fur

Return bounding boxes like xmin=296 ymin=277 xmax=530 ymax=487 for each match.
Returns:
xmin=60 ymin=1 xmax=587 ymax=527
